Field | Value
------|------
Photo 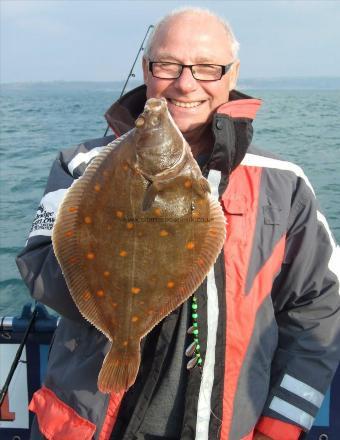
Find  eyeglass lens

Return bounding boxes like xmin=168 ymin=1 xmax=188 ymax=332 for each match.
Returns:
xmin=152 ymin=63 xmax=224 ymax=80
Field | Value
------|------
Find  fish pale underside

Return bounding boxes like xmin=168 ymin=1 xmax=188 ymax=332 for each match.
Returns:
xmin=52 ymin=97 xmax=226 ymax=393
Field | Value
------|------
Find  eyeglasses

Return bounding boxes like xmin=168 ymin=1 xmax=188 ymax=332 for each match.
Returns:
xmin=149 ymin=61 xmax=233 ymax=81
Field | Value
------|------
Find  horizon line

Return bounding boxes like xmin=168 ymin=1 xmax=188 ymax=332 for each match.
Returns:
xmin=2 ymin=76 xmax=340 ymax=86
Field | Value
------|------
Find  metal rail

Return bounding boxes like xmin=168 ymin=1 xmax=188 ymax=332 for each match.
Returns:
xmin=0 ymin=306 xmax=37 ymax=406
xmin=0 ymin=303 xmax=59 ymax=408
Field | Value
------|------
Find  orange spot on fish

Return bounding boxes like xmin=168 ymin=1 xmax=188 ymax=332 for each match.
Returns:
xmin=131 ymin=316 xmax=139 ymax=323
xmin=126 ymin=222 xmax=134 ymax=230
xmin=84 ymin=216 xmax=92 ymax=224
xmin=154 ymin=208 xmax=162 ymax=216
xmin=198 ymin=258 xmax=205 ymax=267
xmin=131 ymin=287 xmax=141 ymax=294
xmin=68 ymin=207 xmax=78 ymax=213
xmin=159 ymin=229 xmax=169 ymax=237
xmin=102 ymin=170 xmax=109 ymax=177
xmin=119 ymin=250 xmax=127 ymax=257
xmin=184 ymin=179 xmax=192 ymax=188
xmin=96 ymin=289 xmax=105 ymax=297
xmin=167 ymin=281 xmax=175 ymax=288
xmin=122 ymin=163 xmax=129 ymax=171
xmin=186 ymin=241 xmax=195 ymax=250
xmin=65 ymin=230 xmax=74 ymax=237
xmin=83 ymin=291 xmax=91 ymax=301
xmin=86 ymin=252 xmax=95 ymax=260
xmin=111 ymin=301 xmax=118 ymax=308
xmin=209 ymin=229 xmax=217 ymax=236
xmin=148 ymin=310 xmax=153 ymax=315
xmin=103 ymin=271 xmax=110 ymax=277
xmin=94 ymin=183 xmax=101 ymax=192
xmin=116 ymin=210 xmax=124 ymax=218
xmin=122 ymin=340 xmax=128 ymax=347
xmin=69 ymin=256 xmax=78 ymax=264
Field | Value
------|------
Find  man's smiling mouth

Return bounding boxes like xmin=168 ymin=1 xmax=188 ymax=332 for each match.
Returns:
xmin=169 ymin=99 xmax=204 ymax=108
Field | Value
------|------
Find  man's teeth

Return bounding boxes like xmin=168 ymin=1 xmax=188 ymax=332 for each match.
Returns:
xmin=170 ymin=99 xmax=202 ymax=108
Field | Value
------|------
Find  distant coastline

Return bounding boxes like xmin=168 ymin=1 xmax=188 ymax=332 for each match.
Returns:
xmin=239 ymin=77 xmax=340 ymax=90
xmin=2 ymin=77 xmax=340 ymax=90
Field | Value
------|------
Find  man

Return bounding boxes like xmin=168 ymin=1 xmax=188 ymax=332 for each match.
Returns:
xmin=16 ymin=8 xmax=340 ymax=440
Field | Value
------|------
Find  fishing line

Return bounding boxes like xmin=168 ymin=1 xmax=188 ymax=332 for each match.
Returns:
xmin=199 ymin=377 xmax=222 ymax=439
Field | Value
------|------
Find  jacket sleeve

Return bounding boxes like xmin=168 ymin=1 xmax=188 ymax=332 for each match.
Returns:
xmin=16 ymin=152 xmax=85 ymax=321
xmin=256 ymin=175 xmax=340 ymax=438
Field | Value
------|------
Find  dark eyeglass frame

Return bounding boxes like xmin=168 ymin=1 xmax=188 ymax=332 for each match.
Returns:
xmin=148 ymin=61 xmax=233 ymax=81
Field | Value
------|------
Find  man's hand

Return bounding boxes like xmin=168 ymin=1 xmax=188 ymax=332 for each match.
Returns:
xmin=254 ymin=431 xmax=273 ymax=440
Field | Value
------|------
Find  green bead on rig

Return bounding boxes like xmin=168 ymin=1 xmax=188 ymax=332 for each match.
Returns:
xmin=189 ymin=294 xmax=203 ymax=369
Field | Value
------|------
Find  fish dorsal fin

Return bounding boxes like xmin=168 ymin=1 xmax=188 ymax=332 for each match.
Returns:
xmin=52 ymin=130 xmax=133 ymax=335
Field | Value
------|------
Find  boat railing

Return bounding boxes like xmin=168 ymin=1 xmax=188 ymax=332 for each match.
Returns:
xmin=0 ymin=303 xmax=59 ymax=334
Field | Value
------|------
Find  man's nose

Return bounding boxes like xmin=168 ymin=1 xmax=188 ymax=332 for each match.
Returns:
xmin=174 ymin=66 xmax=198 ymax=93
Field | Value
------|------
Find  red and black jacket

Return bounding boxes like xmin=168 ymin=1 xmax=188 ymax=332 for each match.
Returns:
xmin=17 ymin=86 xmax=340 ymax=440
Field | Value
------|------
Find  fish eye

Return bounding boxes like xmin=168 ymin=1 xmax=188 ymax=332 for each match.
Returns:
xmin=150 ymin=116 xmax=160 ymax=126
xmin=135 ymin=116 xmax=145 ymax=128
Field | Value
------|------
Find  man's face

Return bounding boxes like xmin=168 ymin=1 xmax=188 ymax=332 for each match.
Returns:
xmin=143 ymin=13 xmax=239 ymax=136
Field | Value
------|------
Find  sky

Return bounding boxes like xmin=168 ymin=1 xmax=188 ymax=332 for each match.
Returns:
xmin=1 ymin=0 xmax=340 ymax=83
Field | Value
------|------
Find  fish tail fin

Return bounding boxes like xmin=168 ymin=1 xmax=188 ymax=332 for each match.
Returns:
xmin=98 ymin=345 xmax=140 ymax=394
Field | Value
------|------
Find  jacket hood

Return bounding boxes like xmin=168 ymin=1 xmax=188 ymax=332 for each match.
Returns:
xmin=104 ymin=84 xmax=262 ymax=175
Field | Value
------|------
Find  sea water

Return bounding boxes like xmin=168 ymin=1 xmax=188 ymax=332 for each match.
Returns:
xmin=0 ymin=82 xmax=339 ymax=316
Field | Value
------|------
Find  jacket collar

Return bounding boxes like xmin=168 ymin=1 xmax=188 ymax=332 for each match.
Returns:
xmin=104 ymin=85 xmax=262 ymax=175
xmin=105 ymin=85 xmax=147 ymax=138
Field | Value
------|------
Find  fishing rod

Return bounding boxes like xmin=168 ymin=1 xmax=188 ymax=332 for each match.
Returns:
xmin=103 ymin=24 xmax=154 ymax=137
xmin=0 ymin=303 xmax=38 ymax=407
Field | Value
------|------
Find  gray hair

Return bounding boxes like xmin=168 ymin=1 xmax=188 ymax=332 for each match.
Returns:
xmin=143 ymin=7 xmax=240 ymax=60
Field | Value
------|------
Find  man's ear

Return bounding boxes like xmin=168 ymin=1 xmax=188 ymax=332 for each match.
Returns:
xmin=229 ymin=60 xmax=240 ymax=90
xmin=142 ymin=57 xmax=149 ymax=85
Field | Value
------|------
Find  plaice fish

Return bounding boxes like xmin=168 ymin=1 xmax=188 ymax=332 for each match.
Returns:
xmin=52 ymin=97 xmax=226 ymax=393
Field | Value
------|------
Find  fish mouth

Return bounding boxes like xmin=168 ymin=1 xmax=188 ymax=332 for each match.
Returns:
xmin=168 ymin=99 xmax=205 ymax=109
